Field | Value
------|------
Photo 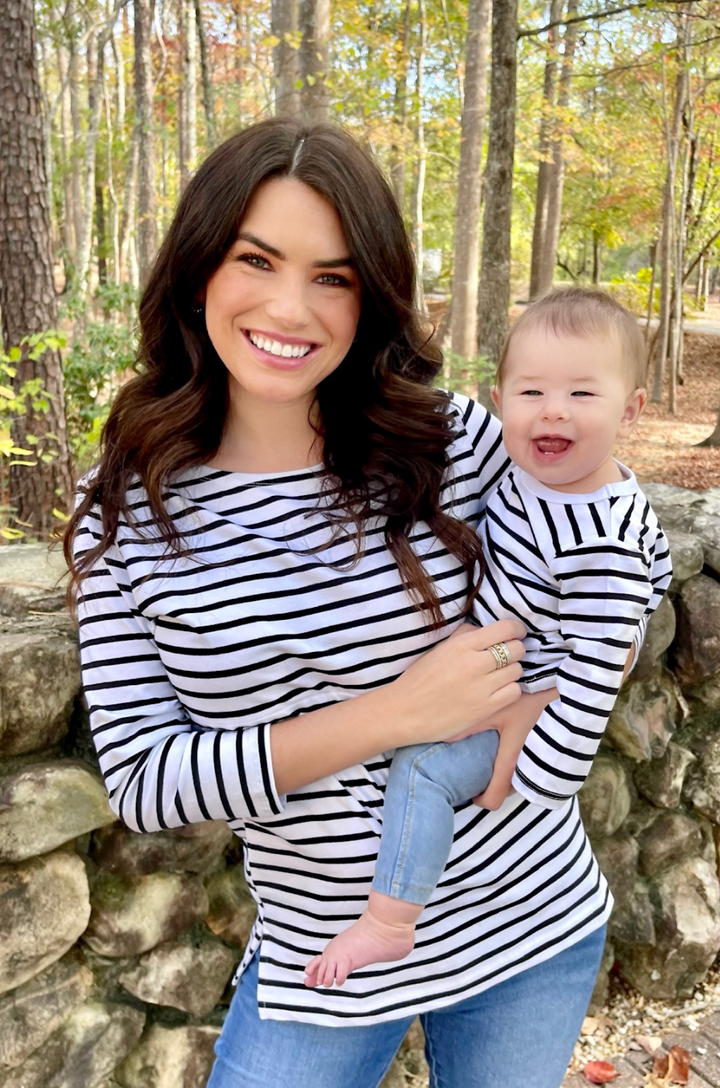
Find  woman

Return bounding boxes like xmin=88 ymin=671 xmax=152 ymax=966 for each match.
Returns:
xmin=65 ymin=118 xmax=608 ymax=1088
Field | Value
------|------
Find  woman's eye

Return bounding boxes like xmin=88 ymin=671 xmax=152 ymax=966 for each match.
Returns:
xmin=316 ymin=273 xmax=349 ymax=286
xmin=238 ymin=252 xmax=270 ymax=269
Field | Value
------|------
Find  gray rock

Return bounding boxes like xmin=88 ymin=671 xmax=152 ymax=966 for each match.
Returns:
xmin=119 ymin=940 xmax=237 ymax=1017
xmin=0 ymin=762 xmax=115 ymax=862
xmin=91 ymin=821 xmax=234 ymax=877
xmin=634 ymin=741 xmax=696 ymax=809
xmin=0 ymin=544 xmax=68 ymax=617
xmin=588 ymin=939 xmax=615 ymax=1015
xmin=609 ymin=879 xmax=655 ymax=947
xmin=594 ymin=834 xmax=639 ymax=901
xmin=0 ymin=625 xmax=80 ymax=756
xmin=679 ymin=720 xmax=720 ymax=824
xmin=665 ymin=529 xmax=704 ymax=591
xmin=0 ymin=954 xmax=93 ymax=1071
xmin=675 ymin=575 xmax=720 ymax=686
xmin=578 ymin=754 xmax=634 ymax=840
xmin=617 ymin=857 xmax=720 ymax=1000
xmin=0 ymin=1001 xmax=145 ymax=1088
xmin=633 ymin=596 xmax=677 ymax=679
xmin=643 ymin=486 xmax=720 ymax=576
xmin=84 ymin=873 xmax=209 ymax=957
xmin=605 ymin=672 xmax=678 ymax=761
xmin=115 ymin=1024 xmax=220 ymax=1088
xmin=0 ymin=852 xmax=90 ymax=996
xmin=638 ymin=811 xmax=702 ymax=876
xmin=205 ymin=865 xmax=257 ymax=948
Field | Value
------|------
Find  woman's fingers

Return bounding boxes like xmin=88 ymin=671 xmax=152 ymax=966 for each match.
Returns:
xmin=467 ymin=618 xmax=526 ymax=649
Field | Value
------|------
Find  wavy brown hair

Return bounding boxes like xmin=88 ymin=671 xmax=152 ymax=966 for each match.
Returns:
xmin=64 ymin=117 xmax=484 ymax=625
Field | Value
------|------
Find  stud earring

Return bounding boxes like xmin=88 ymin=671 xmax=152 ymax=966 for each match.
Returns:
xmin=192 ymin=303 xmax=204 ymax=315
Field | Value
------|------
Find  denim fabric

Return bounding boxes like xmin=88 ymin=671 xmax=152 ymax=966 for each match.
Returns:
xmin=372 ymin=731 xmax=500 ymax=905
xmin=207 ymin=925 xmax=607 ymax=1088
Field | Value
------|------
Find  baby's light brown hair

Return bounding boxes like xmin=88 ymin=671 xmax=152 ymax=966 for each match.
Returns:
xmin=496 ymin=287 xmax=647 ymax=390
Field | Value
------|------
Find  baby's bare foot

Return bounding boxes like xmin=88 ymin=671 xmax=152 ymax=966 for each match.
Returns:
xmin=304 ymin=907 xmax=417 ymax=987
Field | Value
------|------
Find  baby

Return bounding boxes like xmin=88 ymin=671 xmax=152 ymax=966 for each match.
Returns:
xmin=304 ymin=287 xmax=673 ymax=988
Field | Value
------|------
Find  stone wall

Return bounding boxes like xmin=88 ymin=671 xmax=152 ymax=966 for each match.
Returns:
xmin=0 ymin=486 xmax=719 ymax=1085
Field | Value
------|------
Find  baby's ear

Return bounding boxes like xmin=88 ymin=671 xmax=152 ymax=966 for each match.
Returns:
xmin=618 ymin=387 xmax=646 ymax=437
xmin=490 ymin=386 xmax=502 ymax=415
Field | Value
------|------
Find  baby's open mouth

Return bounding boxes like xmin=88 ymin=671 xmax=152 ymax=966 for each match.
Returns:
xmin=246 ymin=331 xmax=316 ymax=359
xmin=535 ymin=437 xmax=572 ymax=455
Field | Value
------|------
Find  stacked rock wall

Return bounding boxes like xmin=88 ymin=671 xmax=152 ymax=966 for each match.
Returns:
xmin=1 ymin=485 xmax=720 ymax=1085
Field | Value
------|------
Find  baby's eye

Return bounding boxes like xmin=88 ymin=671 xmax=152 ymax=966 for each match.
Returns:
xmin=520 ymin=389 xmax=542 ymax=396
xmin=571 ymin=390 xmax=593 ymax=397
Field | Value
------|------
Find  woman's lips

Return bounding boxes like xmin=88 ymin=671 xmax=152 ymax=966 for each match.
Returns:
xmin=242 ymin=329 xmax=321 ymax=370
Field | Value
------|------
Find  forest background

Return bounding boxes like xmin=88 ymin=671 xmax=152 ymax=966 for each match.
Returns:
xmin=1 ymin=0 xmax=719 ymax=539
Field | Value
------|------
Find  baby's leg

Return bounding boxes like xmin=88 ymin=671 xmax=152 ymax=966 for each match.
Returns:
xmin=305 ymin=731 xmax=499 ymax=988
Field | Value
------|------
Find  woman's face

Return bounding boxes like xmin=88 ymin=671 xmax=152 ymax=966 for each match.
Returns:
xmin=203 ymin=177 xmax=362 ymax=419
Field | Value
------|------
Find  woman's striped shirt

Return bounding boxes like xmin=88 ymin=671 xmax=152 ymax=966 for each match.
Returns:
xmin=76 ymin=393 xmax=613 ymax=1026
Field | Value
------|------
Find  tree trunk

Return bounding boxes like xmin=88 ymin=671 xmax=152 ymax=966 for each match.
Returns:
xmin=134 ymin=0 xmax=157 ymax=284
xmin=529 ymin=0 xmax=562 ymax=300
xmin=449 ymin=0 xmax=491 ymax=360
xmin=592 ymin=229 xmax=601 ymax=284
xmin=119 ymin=124 xmax=139 ymax=285
xmin=67 ymin=20 xmax=83 ymax=267
xmin=0 ymin=0 xmax=73 ymax=534
xmin=651 ymin=47 xmax=688 ymax=404
xmin=58 ymin=46 xmax=76 ymax=261
xmin=272 ymin=0 xmax=300 ymax=117
xmin=389 ymin=0 xmax=412 ymax=210
xmin=477 ymin=0 xmax=518 ymax=379
xmin=180 ymin=0 xmax=198 ymax=187
xmin=411 ymin=0 xmax=428 ymax=315
xmin=299 ymin=0 xmax=330 ymax=123
xmin=644 ymin=240 xmax=657 ymax=343
xmin=538 ymin=0 xmax=578 ymax=297
xmin=194 ymin=0 xmax=216 ymax=148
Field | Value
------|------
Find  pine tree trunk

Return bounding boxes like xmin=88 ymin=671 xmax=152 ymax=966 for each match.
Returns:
xmin=538 ymin=0 xmax=578 ymax=297
xmin=180 ymin=0 xmax=198 ymax=187
xmin=651 ymin=48 xmax=688 ymax=404
xmin=389 ymin=0 xmax=412 ymax=209
xmin=0 ymin=0 xmax=73 ymax=534
xmin=272 ymin=0 xmax=300 ymax=117
xmin=529 ymin=0 xmax=561 ymax=300
xmin=477 ymin=0 xmax=518 ymax=378
xmin=299 ymin=0 xmax=330 ymax=123
xmin=134 ymin=0 xmax=157 ymax=283
xmin=194 ymin=0 xmax=216 ymax=148
xmin=411 ymin=0 xmax=427 ymax=315
xmin=449 ymin=0 xmax=491 ymax=359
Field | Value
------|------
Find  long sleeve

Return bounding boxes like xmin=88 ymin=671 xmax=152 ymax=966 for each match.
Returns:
xmin=511 ymin=537 xmax=660 ymax=808
xmin=76 ymin=528 xmax=284 ymax=833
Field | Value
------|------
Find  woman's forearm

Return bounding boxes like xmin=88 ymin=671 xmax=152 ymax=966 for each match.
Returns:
xmin=270 ymin=619 xmax=526 ymax=796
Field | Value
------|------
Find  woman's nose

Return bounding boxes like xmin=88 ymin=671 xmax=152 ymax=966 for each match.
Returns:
xmin=264 ymin=275 xmax=311 ymax=328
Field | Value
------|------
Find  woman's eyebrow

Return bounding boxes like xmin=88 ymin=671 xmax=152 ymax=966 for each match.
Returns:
xmin=236 ymin=231 xmax=354 ymax=269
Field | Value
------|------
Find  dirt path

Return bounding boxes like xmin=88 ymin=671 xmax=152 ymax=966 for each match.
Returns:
xmin=617 ymin=330 xmax=720 ymax=491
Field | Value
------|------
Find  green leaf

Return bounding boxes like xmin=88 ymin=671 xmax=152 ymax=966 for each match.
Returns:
xmin=52 ymin=508 xmax=69 ymax=522
xmin=0 ymin=528 xmax=24 ymax=540
xmin=0 ymin=386 xmax=15 ymax=400
xmin=8 ymin=347 xmax=21 ymax=362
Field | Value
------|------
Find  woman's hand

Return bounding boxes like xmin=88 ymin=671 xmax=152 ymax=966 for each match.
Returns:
xmin=388 ymin=620 xmax=526 ymax=748
xmin=472 ymin=687 xmax=558 ymax=809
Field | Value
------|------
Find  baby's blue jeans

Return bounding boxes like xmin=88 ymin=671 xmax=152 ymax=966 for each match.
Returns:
xmin=373 ymin=731 xmax=500 ymax=905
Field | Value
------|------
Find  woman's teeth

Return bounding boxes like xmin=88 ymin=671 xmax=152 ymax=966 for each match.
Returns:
xmin=248 ymin=332 xmax=312 ymax=358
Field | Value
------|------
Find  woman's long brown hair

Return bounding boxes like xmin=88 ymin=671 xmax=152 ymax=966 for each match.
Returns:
xmin=63 ymin=118 xmax=484 ymax=626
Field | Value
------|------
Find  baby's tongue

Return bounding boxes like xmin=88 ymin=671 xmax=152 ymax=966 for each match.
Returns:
xmin=536 ymin=437 xmax=571 ymax=454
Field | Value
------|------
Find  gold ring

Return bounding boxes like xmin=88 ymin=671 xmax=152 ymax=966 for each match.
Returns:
xmin=489 ymin=642 xmax=512 ymax=670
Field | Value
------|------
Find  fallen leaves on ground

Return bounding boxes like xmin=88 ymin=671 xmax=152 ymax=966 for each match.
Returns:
xmin=583 ymin=1060 xmax=621 ymax=1083
xmin=651 ymin=1045 xmax=692 ymax=1084
xmin=633 ymin=1035 xmax=663 ymax=1056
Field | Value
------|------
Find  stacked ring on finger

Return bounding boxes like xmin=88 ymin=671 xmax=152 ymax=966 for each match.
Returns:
xmin=488 ymin=642 xmax=512 ymax=670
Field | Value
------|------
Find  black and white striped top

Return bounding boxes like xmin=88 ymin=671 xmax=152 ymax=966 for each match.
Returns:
xmin=77 ymin=394 xmax=614 ymax=1026
xmin=475 ymin=466 xmax=672 ymax=809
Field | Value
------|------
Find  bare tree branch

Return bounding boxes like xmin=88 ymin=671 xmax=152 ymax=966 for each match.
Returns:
xmin=519 ymin=0 xmax=696 ymax=39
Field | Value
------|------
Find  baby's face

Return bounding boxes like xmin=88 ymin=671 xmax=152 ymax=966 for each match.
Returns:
xmin=492 ymin=328 xmax=645 ymax=494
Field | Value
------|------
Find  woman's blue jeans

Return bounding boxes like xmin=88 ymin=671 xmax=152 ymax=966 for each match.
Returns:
xmin=207 ymin=925 xmax=607 ymax=1088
